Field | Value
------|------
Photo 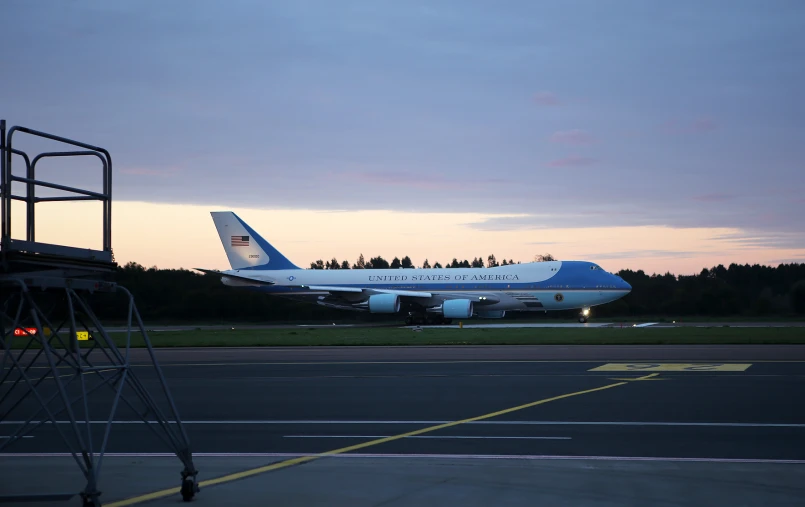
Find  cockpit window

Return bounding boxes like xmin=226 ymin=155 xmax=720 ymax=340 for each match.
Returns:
xmin=590 ymin=265 xmax=603 ymax=270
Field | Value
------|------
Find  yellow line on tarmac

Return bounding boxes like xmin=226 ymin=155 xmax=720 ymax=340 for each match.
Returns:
xmin=106 ymin=373 xmax=657 ymax=507
xmin=43 ymin=368 xmax=119 ymax=380
xmin=609 ymin=373 xmax=665 ymax=381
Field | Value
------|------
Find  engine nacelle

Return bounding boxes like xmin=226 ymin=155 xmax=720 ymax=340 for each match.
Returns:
xmin=443 ymin=299 xmax=474 ymax=319
xmin=368 ymin=293 xmax=401 ymax=313
xmin=477 ymin=310 xmax=506 ymax=319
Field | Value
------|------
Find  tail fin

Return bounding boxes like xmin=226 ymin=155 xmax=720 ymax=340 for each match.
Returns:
xmin=210 ymin=211 xmax=300 ymax=270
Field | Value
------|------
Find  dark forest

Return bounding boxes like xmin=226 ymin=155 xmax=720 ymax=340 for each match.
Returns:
xmin=82 ymin=255 xmax=805 ymax=323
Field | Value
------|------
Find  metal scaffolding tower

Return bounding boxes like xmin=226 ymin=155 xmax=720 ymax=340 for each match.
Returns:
xmin=1 ymin=119 xmax=199 ymax=506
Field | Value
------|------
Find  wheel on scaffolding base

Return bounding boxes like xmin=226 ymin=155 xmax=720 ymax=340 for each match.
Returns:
xmin=181 ymin=478 xmax=198 ymax=502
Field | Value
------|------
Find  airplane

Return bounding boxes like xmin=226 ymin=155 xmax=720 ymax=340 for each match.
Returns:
xmin=196 ymin=211 xmax=632 ymax=325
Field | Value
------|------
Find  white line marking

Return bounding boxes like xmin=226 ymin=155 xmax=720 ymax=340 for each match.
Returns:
xmin=282 ymin=435 xmax=571 ymax=440
xmin=403 ymin=323 xmax=615 ymax=329
xmin=296 ymin=325 xmax=356 ymax=328
xmin=3 ymin=420 xmax=803 ymax=428
xmin=0 ymin=435 xmax=34 ymax=439
xmin=1 ymin=452 xmax=803 ymax=464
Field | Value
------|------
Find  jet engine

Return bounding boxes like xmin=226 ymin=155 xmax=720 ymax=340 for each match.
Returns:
xmin=442 ymin=299 xmax=474 ymax=319
xmin=367 ymin=293 xmax=401 ymax=313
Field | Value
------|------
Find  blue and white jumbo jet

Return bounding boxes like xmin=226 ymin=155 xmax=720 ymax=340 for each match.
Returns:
xmin=197 ymin=211 xmax=632 ymax=325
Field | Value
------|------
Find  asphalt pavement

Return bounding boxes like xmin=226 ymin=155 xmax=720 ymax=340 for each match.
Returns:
xmin=2 ymin=345 xmax=805 ymax=506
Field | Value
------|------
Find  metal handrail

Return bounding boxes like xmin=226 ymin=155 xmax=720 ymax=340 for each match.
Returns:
xmin=1 ymin=119 xmax=113 ymax=258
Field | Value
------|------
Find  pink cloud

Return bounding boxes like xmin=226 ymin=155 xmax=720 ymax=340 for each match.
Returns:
xmin=120 ymin=167 xmax=180 ymax=176
xmin=692 ymin=193 xmax=734 ymax=202
xmin=546 ymin=156 xmax=597 ymax=168
xmin=691 ymin=116 xmax=718 ymax=132
xmin=549 ymin=129 xmax=597 ymax=145
xmin=533 ymin=91 xmax=560 ymax=106
xmin=357 ymin=172 xmax=444 ymax=190
xmin=334 ymin=171 xmax=507 ymax=190
xmin=660 ymin=116 xmax=719 ymax=135
xmin=619 ymin=129 xmax=643 ymax=139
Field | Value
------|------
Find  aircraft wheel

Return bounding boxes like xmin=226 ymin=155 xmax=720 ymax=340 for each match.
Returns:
xmin=404 ymin=316 xmax=413 ymax=325
xmin=578 ymin=316 xmax=588 ymax=323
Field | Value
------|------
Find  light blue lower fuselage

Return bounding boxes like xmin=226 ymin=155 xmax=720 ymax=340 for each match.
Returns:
xmin=221 ymin=260 xmax=632 ymax=314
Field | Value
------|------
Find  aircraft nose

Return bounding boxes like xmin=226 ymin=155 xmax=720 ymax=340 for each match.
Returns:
xmin=613 ymin=274 xmax=631 ymax=292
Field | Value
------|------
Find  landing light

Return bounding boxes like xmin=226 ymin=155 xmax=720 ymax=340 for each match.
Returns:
xmin=582 ymin=308 xmax=590 ymax=316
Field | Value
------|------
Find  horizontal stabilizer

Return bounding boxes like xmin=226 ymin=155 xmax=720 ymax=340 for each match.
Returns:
xmin=194 ymin=268 xmax=275 ymax=285
xmin=194 ymin=268 xmax=223 ymax=276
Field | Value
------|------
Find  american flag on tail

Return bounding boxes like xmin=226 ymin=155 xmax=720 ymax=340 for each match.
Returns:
xmin=231 ymin=235 xmax=249 ymax=247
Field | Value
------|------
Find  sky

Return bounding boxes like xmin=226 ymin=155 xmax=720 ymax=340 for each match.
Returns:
xmin=3 ymin=0 xmax=804 ymax=275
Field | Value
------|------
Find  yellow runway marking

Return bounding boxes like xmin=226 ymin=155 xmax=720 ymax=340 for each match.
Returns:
xmin=44 ymin=368 xmax=119 ymax=381
xmin=105 ymin=374 xmax=656 ymax=507
xmin=590 ymin=363 xmax=752 ymax=372
xmin=609 ymin=373 xmax=666 ymax=381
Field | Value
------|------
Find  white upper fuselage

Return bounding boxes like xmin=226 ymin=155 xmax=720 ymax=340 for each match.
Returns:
xmin=220 ymin=260 xmax=632 ymax=313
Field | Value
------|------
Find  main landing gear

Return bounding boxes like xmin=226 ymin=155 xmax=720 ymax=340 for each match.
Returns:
xmin=404 ymin=312 xmax=452 ymax=326
xmin=578 ymin=307 xmax=591 ymax=323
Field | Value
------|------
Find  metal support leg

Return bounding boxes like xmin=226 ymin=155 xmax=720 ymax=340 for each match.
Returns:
xmin=1 ymin=279 xmax=199 ymax=506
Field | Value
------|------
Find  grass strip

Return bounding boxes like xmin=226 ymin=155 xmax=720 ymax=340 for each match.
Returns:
xmin=11 ymin=326 xmax=802 ymax=349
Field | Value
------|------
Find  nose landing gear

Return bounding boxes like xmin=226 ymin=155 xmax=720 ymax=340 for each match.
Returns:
xmin=579 ymin=307 xmax=591 ymax=323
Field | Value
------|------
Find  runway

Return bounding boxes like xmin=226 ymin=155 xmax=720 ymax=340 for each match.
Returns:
xmin=99 ymin=320 xmax=805 ymax=333
xmin=59 ymin=342 xmax=805 ymax=362
xmin=2 ymin=345 xmax=805 ymax=506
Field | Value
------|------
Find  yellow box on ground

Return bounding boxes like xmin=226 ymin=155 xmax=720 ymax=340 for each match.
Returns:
xmin=589 ymin=363 xmax=752 ymax=372
xmin=76 ymin=331 xmax=90 ymax=341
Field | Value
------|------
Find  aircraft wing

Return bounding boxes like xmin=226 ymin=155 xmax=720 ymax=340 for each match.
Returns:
xmin=304 ymin=285 xmax=364 ymax=293
xmin=430 ymin=292 xmax=502 ymax=305
xmin=300 ymin=285 xmax=499 ymax=306
xmin=376 ymin=288 xmax=433 ymax=298
xmin=303 ymin=285 xmax=432 ymax=298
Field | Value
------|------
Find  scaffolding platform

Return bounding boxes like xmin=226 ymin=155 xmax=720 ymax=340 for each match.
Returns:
xmin=1 ymin=119 xmax=199 ymax=506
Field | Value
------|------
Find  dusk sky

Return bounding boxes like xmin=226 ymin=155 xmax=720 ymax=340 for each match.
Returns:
xmin=4 ymin=0 xmax=804 ymax=275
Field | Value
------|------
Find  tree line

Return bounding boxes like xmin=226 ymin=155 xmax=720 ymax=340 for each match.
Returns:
xmin=309 ymin=253 xmax=553 ymax=270
xmin=78 ymin=259 xmax=805 ymax=323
